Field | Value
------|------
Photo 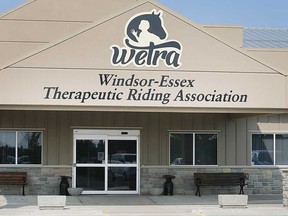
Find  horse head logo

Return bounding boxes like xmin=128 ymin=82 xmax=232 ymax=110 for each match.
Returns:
xmin=111 ymin=9 xmax=182 ymax=69
xmin=126 ymin=10 xmax=167 ymax=46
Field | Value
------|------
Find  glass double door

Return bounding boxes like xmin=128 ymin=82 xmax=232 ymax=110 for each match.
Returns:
xmin=73 ymin=130 xmax=139 ymax=194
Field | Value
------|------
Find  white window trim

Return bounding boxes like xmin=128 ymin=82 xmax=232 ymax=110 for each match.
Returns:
xmin=251 ymin=132 xmax=288 ymax=166
xmin=0 ymin=130 xmax=43 ymax=165
xmin=169 ymin=131 xmax=218 ymax=166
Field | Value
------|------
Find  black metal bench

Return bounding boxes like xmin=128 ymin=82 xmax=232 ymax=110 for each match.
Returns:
xmin=0 ymin=172 xmax=27 ymax=195
xmin=194 ymin=172 xmax=248 ymax=197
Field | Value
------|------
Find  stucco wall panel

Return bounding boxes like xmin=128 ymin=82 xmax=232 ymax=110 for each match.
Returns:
xmin=203 ymin=25 xmax=243 ymax=48
xmin=246 ymin=49 xmax=288 ymax=76
xmin=1 ymin=0 xmax=138 ymax=22
xmin=1 ymin=68 xmax=286 ymax=110
xmin=0 ymin=20 xmax=87 ymax=42
xmin=10 ymin=3 xmax=277 ymax=74
xmin=0 ymin=42 xmax=43 ymax=65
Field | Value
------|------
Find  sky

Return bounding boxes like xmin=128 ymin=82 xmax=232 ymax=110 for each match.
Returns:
xmin=0 ymin=0 xmax=287 ymax=28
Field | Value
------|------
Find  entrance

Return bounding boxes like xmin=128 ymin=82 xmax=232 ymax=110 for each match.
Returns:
xmin=73 ymin=129 xmax=139 ymax=194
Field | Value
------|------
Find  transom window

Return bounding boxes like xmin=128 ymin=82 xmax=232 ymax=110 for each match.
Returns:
xmin=170 ymin=132 xmax=217 ymax=165
xmin=0 ymin=131 xmax=43 ymax=165
xmin=252 ymin=133 xmax=288 ymax=166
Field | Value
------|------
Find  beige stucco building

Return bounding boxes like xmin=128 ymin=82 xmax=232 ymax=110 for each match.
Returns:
xmin=0 ymin=0 xmax=288 ymax=195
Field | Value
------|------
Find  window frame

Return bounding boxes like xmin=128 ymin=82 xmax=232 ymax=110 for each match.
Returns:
xmin=169 ymin=131 xmax=218 ymax=166
xmin=251 ymin=132 xmax=288 ymax=166
xmin=0 ymin=130 xmax=43 ymax=166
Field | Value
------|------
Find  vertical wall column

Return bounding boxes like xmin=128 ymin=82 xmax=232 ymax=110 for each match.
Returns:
xmin=282 ymin=170 xmax=288 ymax=206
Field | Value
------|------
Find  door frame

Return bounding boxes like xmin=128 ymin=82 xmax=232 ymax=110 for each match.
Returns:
xmin=72 ymin=129 xmax=140 ymax=194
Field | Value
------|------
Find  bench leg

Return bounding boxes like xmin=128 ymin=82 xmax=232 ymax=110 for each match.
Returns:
xmin=22 ymin=185 xmax=25 ymax=196
xmin=239 ymin=185 xmax=244 ymax=195
xmin=195 ymin=186 xmax=201 ymax=197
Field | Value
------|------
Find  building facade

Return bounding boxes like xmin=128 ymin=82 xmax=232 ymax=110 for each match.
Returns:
xmin=0 ymin=0 xmax=287 ymax=195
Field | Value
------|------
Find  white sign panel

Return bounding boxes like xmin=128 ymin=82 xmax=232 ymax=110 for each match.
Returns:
xmin=0 ymin=68 xmax=285 ymax=109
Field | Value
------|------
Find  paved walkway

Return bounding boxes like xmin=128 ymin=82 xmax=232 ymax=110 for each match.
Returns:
xmin=0 ymin=194 xmax=287 ymax=216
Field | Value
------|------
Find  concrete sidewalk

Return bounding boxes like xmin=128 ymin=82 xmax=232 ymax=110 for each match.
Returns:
xmin=0 ymin=194 xmax=287 ymax=216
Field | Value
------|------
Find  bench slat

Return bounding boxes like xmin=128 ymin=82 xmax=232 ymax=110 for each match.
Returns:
xmin=0 ymin=172 xmax=27 ymax=195
xmin=194 ymin=172 xmax=247 ymax=197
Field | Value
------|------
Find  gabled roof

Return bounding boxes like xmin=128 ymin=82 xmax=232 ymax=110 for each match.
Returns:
xmin=0 ymin=0 xmax=287 ymax=112
xmin=0 ymin=0 xmax=283 ymax=75
xmin=0 ymin=0 xmax=138 ymax=66
xmin=0 ymin=0 xmax=286 ymax=76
